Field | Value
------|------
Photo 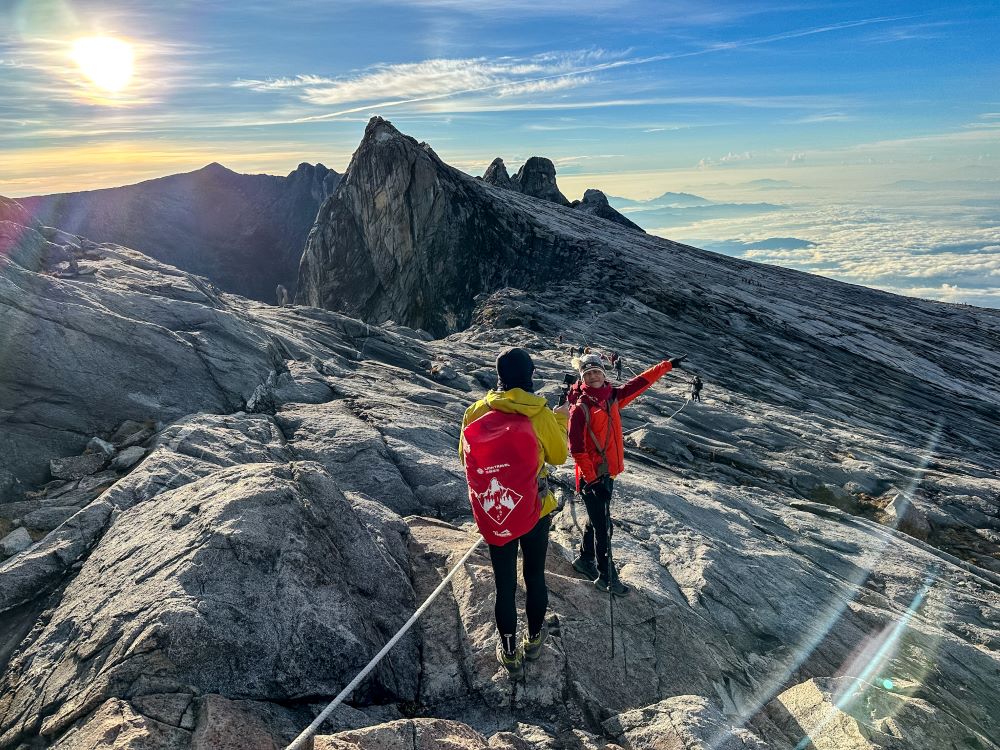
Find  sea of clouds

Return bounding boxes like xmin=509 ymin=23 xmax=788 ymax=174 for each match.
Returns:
xmin=617 ymin=182 xmax=1000 ymax=309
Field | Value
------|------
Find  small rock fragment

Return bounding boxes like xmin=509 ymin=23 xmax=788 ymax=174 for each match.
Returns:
xmin=1 ymin=526 xmax=33 ymax=557
xmin=50 ymin=453 xmax=107 ymax=480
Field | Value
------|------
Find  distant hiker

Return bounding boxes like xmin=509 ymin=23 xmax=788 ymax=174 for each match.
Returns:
xmin=556 ymin=333 xmax=563 ymax=345
xmin=568 ymin=352 xmax=686 ymax=596
xmin=460 ymin=347 xmax=569 ymax=677
xmin=613 ymin=352 xmax=623 ymax=381
xmin=276 ymin=284 xmax=290 ymax=307
xmin=691 ymin=375 xmax=703 ymax=402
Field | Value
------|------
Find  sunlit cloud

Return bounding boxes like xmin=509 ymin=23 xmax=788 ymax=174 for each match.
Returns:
xmin=234 ymin=51 xmax=614 ymax=108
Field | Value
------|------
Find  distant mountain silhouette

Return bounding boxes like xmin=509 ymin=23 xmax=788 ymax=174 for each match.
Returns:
xmin=608 ymin=191 xmax=713 ymax=208
xmin=19 ymin=162 xmax=340 ymax=302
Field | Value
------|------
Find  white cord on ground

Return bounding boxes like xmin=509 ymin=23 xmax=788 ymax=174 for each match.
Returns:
xmin=285 ymin=535 xmax=484 ymax=750
xmin=622 ymin=398 xmax=690 ymax=437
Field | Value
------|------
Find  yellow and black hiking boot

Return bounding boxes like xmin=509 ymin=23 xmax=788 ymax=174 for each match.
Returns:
xmin=495 ymin=639 xmax=524 ymax=678
xmin=523 ymin=623 xmax=548 ymax=661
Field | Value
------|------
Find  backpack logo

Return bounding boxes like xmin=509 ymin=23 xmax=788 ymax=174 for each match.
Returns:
xmin=472 ymin=477 xmax=523 ymax=526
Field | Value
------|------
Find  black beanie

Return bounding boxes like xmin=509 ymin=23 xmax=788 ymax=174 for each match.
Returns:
xmin=496 ymin=347 xmax=535 ymax=392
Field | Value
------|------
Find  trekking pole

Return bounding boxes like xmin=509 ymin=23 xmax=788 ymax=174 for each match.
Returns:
xmin=606 ymin=494 xmax=616 ymax=659
xmin=604 ymin=493 xmax=626 ymax=677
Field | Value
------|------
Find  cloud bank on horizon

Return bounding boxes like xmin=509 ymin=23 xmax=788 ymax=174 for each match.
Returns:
xmin=0 ymin=0 xmax=997 ymax=307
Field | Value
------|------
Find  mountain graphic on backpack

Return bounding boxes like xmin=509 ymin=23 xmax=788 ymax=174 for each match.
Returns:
xmin=476 ymin=477 xmax=522 ymax=523
xmin=462 ymin=410 xmax=541 ymax=546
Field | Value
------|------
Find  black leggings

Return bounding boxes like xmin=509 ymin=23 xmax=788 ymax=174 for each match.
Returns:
xmin=579 ymin=477 xmax=614 ymax=577
xmin=488 ymin=514 xmax=551 ymax=650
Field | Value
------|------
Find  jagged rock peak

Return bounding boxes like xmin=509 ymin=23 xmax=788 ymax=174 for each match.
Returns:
xmin=296 ymin=117 xmax=582 ymax=336
xmin=363 ymin=116 xmax=416 ymax=147
xmin=481 ymin=158 xmax=517 ymax=191
xmin=581 ymin=188 xmax=610 ymax=206
xmin=572 ymin=187 xmax=645 ymax=233
xmin=512 ymin=156 xmax=570 ymax=206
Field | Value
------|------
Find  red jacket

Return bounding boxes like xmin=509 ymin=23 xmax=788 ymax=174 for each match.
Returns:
xmin=568 ymin=360 xmax=674 ymax=488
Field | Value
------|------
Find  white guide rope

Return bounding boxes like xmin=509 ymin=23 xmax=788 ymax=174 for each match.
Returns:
xmin=285 ymin=535 xmax=484 ymax=750
xmin=622 ymin=397 xmax=690 ymax=437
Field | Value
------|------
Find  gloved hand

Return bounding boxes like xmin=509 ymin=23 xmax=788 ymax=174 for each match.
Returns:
xmin=668 ymin=354 xmax=688 ymax=368
xmin=581 ymin=476 xmax=611 ymax=495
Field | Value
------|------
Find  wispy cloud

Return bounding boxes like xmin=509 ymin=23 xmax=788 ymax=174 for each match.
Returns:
xmin=236 ymin=16 xmax=901 ymax=122
xmin=789 ymin=112 xmax=855 ymax=124
xmin=860 ymin=20 xmax=957 ymax=44
xmin=234 ymin=51 xmax=612 ymax=107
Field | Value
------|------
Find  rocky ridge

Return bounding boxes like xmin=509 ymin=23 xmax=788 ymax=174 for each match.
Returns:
xmin=18 ymin=161 xmax=340 ymax=302
xmin=2 ymin=118 xmax=1000 ymax=749
xmin=297 ymin=121 xmax=646 ymax=336
xmin=481 ymin=157 xmax=641 ymax=233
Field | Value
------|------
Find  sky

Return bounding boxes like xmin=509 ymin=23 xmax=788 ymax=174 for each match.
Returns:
xmin=1 ymin=0 xmax=998 ymax=306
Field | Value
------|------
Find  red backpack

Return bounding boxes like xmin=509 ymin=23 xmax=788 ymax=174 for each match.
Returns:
xmin=462 ymin=410 xmax=541 ymax=546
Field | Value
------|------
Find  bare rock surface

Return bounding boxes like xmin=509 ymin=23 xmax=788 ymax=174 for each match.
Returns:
xmin=764 ymin=676 xmax=1000 ymax=749
xmin=50 ymin=698 xmax=191 ymax=750
xmin=0 ymin=460 xmax=418 ymax=747
xmin=2 ymin=119 xmax=1000 ymax=750
xmin=316 ymin=718 xmax=490 ymax=750
xmin=0 ymin=230 xmax=289 ymax=486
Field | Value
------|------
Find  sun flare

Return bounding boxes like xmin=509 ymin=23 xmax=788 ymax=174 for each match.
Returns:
xmin=71 ymin=36 xmax=134 ymax=93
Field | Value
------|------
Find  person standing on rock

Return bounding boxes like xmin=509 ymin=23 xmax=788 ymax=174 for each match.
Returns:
xmin=568 ymin=352 xmax=686 ymax=596
xmin=460 ymin=347 xmax=569 ymax=677
xmin=691 ymin=375 xmax=703 ymax=402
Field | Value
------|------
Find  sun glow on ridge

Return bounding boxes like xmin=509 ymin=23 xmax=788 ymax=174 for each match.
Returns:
xmin=71 ymin=36 xmax=134 ymax=93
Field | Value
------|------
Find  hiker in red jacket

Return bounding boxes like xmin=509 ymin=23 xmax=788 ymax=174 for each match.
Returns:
xmin=568 ymin=351 xmax=686 ymax=596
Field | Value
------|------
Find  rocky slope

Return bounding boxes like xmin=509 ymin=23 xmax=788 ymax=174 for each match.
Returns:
xmin=18 ymin=161 xmax=339 ymax=302
xmin=2 ymin=119 xmax=999 ymax=750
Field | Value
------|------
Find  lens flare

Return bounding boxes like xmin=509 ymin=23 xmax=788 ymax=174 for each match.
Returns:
xmin=71 ymin=36 xmax=133 ymax=93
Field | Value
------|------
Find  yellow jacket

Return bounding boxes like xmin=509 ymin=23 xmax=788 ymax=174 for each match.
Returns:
xmin=459 ymin=388 xmax=569 ymax=518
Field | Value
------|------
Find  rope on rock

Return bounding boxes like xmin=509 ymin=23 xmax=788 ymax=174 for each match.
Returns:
xmin=621 ymin=398 xmax=690 ymax=437
xmin=285 ymin=535 xmax=484 ymax=750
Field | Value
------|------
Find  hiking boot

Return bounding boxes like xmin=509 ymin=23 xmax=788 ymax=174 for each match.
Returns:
xmin=522 ymin=622 xmax=548 ymax=661
xmin=572 ymin=555 xmax=599 ymax=581
xmin=595 ymin=572 xmax=630 ymax=597
xmin=496 ymin=639 xmax=524 ymax=678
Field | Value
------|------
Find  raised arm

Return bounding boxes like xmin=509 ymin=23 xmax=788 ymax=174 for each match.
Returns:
xmin=616 ymin=355 xmax=686 ymax=408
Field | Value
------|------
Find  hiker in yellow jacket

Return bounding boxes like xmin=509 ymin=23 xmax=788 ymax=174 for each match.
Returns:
xmin=459 ymin=347 xmax=568 ymax=676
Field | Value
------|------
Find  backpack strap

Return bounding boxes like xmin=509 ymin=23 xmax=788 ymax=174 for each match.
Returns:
xmin=580 ymin=396 xmax=615 ymax=478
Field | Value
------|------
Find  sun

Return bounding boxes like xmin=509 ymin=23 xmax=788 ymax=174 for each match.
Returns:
xmin=71 ymin=36 xmax=134 ymax=93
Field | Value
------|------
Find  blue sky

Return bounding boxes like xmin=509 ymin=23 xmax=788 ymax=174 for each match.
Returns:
xmin=1 ymin=0 xmax=998 ymax=305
